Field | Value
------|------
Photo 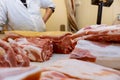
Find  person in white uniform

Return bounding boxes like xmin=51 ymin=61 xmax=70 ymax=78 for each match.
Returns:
xmin=0 ymin=0 xmax=55 ymax=32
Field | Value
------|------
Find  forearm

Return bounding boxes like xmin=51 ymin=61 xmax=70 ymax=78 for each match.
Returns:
xmin=42 ymin=7 xmax=54 ymax=23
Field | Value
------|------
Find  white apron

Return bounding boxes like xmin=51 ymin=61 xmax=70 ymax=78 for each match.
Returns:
xmin=0 ymin=0 xmax=55 ymax=31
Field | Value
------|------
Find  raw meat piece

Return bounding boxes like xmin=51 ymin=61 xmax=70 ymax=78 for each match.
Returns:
xmin=40 ymin=33 xmax=75 ymax=54
xmin=8 ymin=38 xmax=53 ymax=62
xmin=40 ymin=59 xmax=120 ymax=80
xmin=0 ymin=39 xmax=29 ymax=67
xmin=71 ymin=25 xmax=120 ymax=42
xmin=70 ymin=47 xmax=96 ymax=62
xmin=0 ymin=66 xmax=41 ymax=80
xmin=70 ymin=40 xmax=120 ymax=69
xmin=4 ymin=31 xmax=75 ymax=54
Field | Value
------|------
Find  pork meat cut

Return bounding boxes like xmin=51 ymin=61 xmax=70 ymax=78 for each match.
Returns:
xmin=71 ymin=25 xmax=120 ymax=42
xmin=0 ymin=39 xmax=30 ymax=67
xmin=8 ymin=37 xmax=53 ymax=62
xmin=70 ymin=40 xmax=120 ymax=69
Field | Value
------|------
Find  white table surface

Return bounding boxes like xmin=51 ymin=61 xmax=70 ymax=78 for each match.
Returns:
xmin=30 ymin=53 xmax=120 ymax=71
xmin=30 ymin=54 xmax=70 ymax=68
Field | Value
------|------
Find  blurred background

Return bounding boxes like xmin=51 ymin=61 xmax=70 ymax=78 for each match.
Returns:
xmin=41 ymin=0 xmax=120 ymax=31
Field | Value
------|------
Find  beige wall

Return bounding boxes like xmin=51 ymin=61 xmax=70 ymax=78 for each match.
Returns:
xmin=76 ymin=0 xmax=120 ymax=28
xmin=42 ymin=0 xmax=67 ymax=31
xmin=42 ymin=0 xmax=120 ymax=31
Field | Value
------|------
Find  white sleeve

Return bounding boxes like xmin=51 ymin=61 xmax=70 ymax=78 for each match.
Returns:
xmin=40 ymin=0 xmax=55 ymax=8
xmin=0 ymin=0 xmax=7 ymax=25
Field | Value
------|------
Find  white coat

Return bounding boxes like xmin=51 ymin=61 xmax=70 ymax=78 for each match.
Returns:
xmin=0 ymin=0 xmax=55 ymax=31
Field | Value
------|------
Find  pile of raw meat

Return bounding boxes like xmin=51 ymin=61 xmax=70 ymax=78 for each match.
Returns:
xmin=0 ymin=24 xmax=120 ymax=68
xmin=0 ymin=59 xmax=120 ymax=80
xmin=70 ymin=25 xmax=120 ymax=68
xmin=0 ymin=25 xmax=120 ymax=80
xmin=0 ymin=31 xmax=75 ymax=67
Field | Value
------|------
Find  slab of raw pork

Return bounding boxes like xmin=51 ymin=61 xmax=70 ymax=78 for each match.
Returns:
xmin=0 ymin=39 xmax=29 ymax=67
xmin=8 ymin=37 xmax=53 ymax=62
xmin=71 ymin=25 xmax=120 ymax=42
xmin=39 ymin=59 xmax=120 ymax=80
xmin=70 ymin=40 xmax=120 ymax=69
xmin=40 ymin=33 xmax=75 ymax=54
xmin=0 ymin=59 xmax=120 ymax=80
xmin=4 ymin=31 xmax=75 ymax=54
xmin=0 ymin=66 xmax=41 ymax=80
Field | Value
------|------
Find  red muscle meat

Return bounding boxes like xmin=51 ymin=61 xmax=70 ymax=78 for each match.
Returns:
xmin=40 ymin=33 xmax=75 ymax=54
xmin=70 ymin=47 xmax=96 ymax=62
xmin=0 ymin=39 xmax=29 ymax=67
xmin=4 ymin=31 xmax=75 ymax=54
xmin=8 ymin=37 xmax=53 ymax=62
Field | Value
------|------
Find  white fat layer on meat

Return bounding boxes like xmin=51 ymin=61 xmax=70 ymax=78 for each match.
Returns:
xmin=77 ymin=25 xmax=120 ymax=34
xmin=4 ymin=54 xmax=13 ymax=67
xmin=88 ymin=25 xmax=120 ymax=31
xmin=76 ymin=40 xmax=120 ymax=59
xmin=15 ymin=38 xmax=30 ymax=45
xmin=23 ymin=45 xmax=42 ymax=60
xmin=8 ymin=38 xmax=27 ymax=54
xmin=8 ymin=38 xmax=16 ymax=43
xmin=44 ymin=59 xmax=120 ymax=80
xmin=8 ymin=38 xmax=43 ymax=61
xmin=28 ymin=53 xmax=36 ymax=61
xmin=0 ymin=47 xmax=6 ymax=55
xmin=8 ymin=38 xmax=33 ymax=46
xmin=40 ymin=71 xmax=70 ymax=80
xmin=16 ymin=55 xmax=24 ymax=62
